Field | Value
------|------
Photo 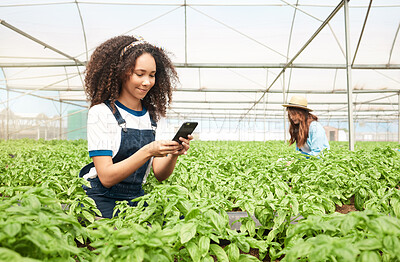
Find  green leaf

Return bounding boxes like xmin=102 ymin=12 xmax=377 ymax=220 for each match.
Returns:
xmin=75 ymin=235 xmax=84 ymax=245
xmin=114 ymin=229 xmax=132 ymax=239
xmin=149 ymin=253 xmax=170 ymax=262
xmin=185 ymin=207 xmax=201 ymax=221
xmin=3 ymin=223 xmax=21 ymax=237
xmin=139 ymin=205 xmax=157 ymax=222
xmin=200 ymin=256 xmax=214 ymax=262
xmin=383 ymin=235 xmax=400 ymax=254
xmin=210 ymin=244 xmax=229 ymax=262
xmin=390 ymin=197 xmax=400 ymax=218
xmin=354 ymin=193 xmax=365 ymax=211
xmin=206 ymin=210 xmax=225 ymax=231
xmin=337 ymin=246 xmax=358 ymax=262
xmin=68 ymin=201 xmax=78 ymax=215
xmin=238 ymin=254 xmax=260 ymax=262
xmin=198 ymin=236 xmax=210 ymax=257
xmin=340 ymin=215 xmax=357 ymax=234
xmin=176 ymin=199 xmax=192 ymax=215
xmin=291 ymin=197 xmax=299 ymax=215
xmin=100 ymin=244 xmax=113 ymax=258
xmin=0 ymin=247 xmax=41 ymax=262
xmin=163 ymin=199 xmax=178 ymax=215
xmin=358 ymin=251 xmax=381 ymax=262
xmin=187 ymin=241 xmax=201 ymax=262
xmin=67 ymin=185 xmax=76 ymax=196
xmin=226 ymin=243 xmax=240 ymax=262
xmin=25 ymin=195 xmax=41 ymax=210
xmin=274 ymin=210 xmax=287 ymax=228
xmin=82 ymin=210 xmax=94 ymax=223
xmin=209 ymin=234 xmax=220 ymax=244
xmin=245 ymin=219 xmax=256 ymax=237
xmin=236 ymin=237 xmax=250 ymax=253
xmin=132 ymin=246 xmax=145 ymax=262
xmin=93 ymin=254 xmax=111 ymax=262
xmin=147 ymin=237 xmax=163 ymax=247
xmin=180 ymin=222 xmax=197 ymax=244
xmin=356 ymin=238 xmax=382 ymax=251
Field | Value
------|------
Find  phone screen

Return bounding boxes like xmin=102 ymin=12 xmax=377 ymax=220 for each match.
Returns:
xmin=172 ymin=122 xmax=198 ymax=144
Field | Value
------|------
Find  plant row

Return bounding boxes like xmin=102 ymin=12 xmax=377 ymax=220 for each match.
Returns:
xmin=0 ymin=139 xmax=399 ymax=261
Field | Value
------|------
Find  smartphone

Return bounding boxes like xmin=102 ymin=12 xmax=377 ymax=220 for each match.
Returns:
xmin=172 ymin=122 xmax=198 ymax=144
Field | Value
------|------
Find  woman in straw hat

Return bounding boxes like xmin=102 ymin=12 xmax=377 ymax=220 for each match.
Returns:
xmin=283 ymin=95 xmax=329 ymax=156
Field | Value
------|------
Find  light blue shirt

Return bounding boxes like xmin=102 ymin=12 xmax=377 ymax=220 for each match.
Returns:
xmin=296 ymin=121 xmax=330 ymax=156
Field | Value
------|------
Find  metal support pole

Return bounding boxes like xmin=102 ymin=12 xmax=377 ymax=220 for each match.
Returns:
xmin=59 ymin=98 xmax=62 ymax=140
xmin=184 ymin=0 xmax=188 ymax=65
xmin=6 ymin=87 xmax=9 ymax=140
xmin=398 ymin=93 xmax=400 ymax=143
xmin=263 ymin=94 xmax=266 ymax=141
xmin=283 ymin=70 xmax=287 ymax=142
xmin=344 ymin=0 xmax=355 ymax=150
xmin=264 ymin=69 xmax=268 ymax=142
xmin=1 ymin=68 xmax=10 ymax=140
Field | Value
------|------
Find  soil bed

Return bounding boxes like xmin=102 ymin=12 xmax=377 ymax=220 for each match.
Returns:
xmin=335 ymin=196 xmax=358 ymax=214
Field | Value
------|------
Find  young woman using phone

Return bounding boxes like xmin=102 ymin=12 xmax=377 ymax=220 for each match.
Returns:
xmin=79 ymin=35 xmax=193 ymax=218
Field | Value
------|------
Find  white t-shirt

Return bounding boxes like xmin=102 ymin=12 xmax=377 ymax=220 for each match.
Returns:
xmin=83 ymin=101 xmax=154 ymax=182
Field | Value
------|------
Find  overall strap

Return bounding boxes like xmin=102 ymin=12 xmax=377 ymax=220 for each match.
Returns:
xmin=104 ymin=100 xmax=127 ymax=132
xmin=150 ymin=114 xmax=157 ymax=136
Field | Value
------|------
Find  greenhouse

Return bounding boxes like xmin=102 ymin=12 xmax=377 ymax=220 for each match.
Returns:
xmin=1 ymin=0 xmax=400 ymax=261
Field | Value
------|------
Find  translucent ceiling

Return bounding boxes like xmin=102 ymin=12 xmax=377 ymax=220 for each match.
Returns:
xmin=1 ymin=0 xmax=399 ymax=122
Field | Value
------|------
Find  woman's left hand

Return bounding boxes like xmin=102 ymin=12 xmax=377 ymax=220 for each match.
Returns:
xmin=172 ymin=135 xmax=193 ymax=156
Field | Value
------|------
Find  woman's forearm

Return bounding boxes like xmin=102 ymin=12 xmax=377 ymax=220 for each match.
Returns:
xmin=93 ymin=140 xmax=182 ymax=187
xmin=152 ymin=154 xmax=179 ymax=181
xmin=93 ymin=147 xmax=153 ymax=188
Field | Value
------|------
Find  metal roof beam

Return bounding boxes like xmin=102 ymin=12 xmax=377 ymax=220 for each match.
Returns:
xmin=0 ymin=20 xmax=85 ymax=66
xmin=170 ymin=100 xmax=397 ymax=105
xmin=170 ymin=107 xmax=400 ymax=112
xmin=3 ymin=85 xmax=399 ymax=94
xmin=388 ymin=22 xmax=400 ymax=64
xmin=165 ymin=113 xmax=398 ymax=120
xmin=351 ymin=0 xmax=372 ymax=65
xmin=173 ymin=88 xmax=400 ymax=94
xmin=2 ymin=62 xmax=400 ymax=69
xmin=4 ymin=84 xmax=399 ymax=94
xmin=175 ymin=63 xmax=400 ymax=69
xmin=0 ymin=87 xmax=87 ymax=108
xmin=241 ymin=0 xmax=346 ymax=120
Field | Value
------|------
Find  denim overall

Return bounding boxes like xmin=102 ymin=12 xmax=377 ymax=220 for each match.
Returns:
xmin=79 ymin=101 xmax=156 ymax=218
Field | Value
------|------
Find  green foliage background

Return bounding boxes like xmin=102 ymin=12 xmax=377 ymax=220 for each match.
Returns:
xmin=1 ymin=139 xmax=400 ymax=261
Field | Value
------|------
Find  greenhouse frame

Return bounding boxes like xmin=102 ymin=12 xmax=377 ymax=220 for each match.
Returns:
xmin=2 ymin=2 xmax=400 ymax=262
xmin=0 ymin=0 xmax=399 ymax=148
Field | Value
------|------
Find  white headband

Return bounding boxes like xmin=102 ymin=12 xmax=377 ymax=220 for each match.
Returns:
xmin=120 ymin=38 xmax=146 ymax=57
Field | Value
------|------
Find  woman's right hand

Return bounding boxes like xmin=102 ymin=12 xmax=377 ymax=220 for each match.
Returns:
xmin=144 ymin=140 xmax=182 ymax=157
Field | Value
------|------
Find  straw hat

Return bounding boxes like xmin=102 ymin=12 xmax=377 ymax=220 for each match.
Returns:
xmin=282 ymin=95 xmax=313 ymax=111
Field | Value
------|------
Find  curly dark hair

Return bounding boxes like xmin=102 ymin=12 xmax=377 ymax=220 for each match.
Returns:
xmin=84 ymin=35 xmax=178 ymax=122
